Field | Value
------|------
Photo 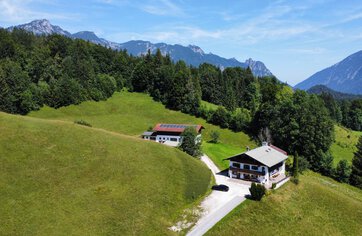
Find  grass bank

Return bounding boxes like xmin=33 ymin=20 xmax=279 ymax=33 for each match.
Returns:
xmin=29 ymin=91 xmax=256 ymax=169
xmin=0 ymin=112 xmax=211 ymax=235
xmin=207 ymin=171 xmax=362 ymax=236
xmin=331 ymin=125 xmax=361 ymax=165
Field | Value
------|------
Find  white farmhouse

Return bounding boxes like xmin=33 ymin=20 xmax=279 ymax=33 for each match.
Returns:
xmin=227 ymin=142 xmax=288 ymax=186
xmin=142 ymin=123 xmax=204 ymax=146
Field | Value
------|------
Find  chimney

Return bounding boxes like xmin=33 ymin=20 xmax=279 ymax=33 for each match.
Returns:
xmin=262 ymin=141 xmax=268 ymax=146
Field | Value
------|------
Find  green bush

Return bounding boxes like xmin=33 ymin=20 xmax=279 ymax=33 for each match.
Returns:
xmin=291 ymin=177 xmax=299 ymax=185
xmin=249 ymin=183 xmax=266 ymax=201
xmin=271 ymin=183 xmax=277 ymax=189
xmin=74 ymin=119 xmax=92 ymax=127
xmin=209 ymin=130 xmax=220 ymax=143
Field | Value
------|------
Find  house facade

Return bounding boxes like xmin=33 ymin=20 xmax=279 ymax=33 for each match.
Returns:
xmin=227 ymin=142 xmax=288 ymax=185
xmin=142 ymin=124 xmax=204 ymax=146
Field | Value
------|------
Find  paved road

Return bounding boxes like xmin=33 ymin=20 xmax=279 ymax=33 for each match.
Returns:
xmin=186 ymin=155 xmax=250 ymax=236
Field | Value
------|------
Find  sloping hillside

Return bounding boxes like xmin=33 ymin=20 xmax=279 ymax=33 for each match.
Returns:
xmin=0 ymin=112 xmax=211 ymax=235
xmin=207 ymin=172 xmax=362 ymax=236
xmin=29 ymin=91 xmax=257 ymax=168
xmin=331 ymin=125 xmax=362 ymax=165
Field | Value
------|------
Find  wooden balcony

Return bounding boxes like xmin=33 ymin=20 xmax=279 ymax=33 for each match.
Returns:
xmin=229 ymin=167 xmax=265 ymax=176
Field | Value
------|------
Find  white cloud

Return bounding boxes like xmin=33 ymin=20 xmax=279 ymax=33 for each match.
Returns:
xmin=141 ymin=0 xmax=185 ymax=16
xmin=288 ymin=47 xmax=327 ymax=55
xmin=0 ymin=0 xmax=78 ymax=25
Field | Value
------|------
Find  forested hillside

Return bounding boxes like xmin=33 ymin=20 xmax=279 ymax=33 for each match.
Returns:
xmin=0 ymin=28 xmax=361 ymax=187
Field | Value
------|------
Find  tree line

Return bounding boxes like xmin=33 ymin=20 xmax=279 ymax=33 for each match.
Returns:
xmin=0 ymin=28 xmax=361 ymax=188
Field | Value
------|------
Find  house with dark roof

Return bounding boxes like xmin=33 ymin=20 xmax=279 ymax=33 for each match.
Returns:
xmin=142 ymin=124 xmax=204 ymax=146
xmin=227 ymin=142 xmax=288 ymax=186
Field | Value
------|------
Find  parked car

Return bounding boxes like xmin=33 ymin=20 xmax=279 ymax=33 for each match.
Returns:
xmin=211 ymin=184 xmax=229 ymax=192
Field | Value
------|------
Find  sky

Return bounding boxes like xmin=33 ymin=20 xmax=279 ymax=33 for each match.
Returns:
xmin=1 ymin=0 xmax=362 ymax=85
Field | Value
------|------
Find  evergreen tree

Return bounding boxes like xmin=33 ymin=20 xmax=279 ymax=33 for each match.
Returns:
xmin=350 ymin=136 xmax=362 ymax=188
xmin=335 ymin=160 xmax=351 ymax=183
xmin=293 ymin=153 xmax=299 ymax=179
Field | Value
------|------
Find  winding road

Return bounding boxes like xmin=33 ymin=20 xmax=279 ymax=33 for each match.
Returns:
xmin=186 ymin=155 xmax=250 ymax=236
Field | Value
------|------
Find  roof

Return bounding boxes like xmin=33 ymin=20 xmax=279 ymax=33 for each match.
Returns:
xmin=227 ymin=145 xmax=288 ymax=167
xmin=142 ymin=131 xmax=154 ymax=136
xmin=152 ymin=124 xmax=204 ymax=133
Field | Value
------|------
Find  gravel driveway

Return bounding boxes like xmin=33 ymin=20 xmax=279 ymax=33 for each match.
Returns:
xmin=186 ymin=155 xmax=250 ymax=236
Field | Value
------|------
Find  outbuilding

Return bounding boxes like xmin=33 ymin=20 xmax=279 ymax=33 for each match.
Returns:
xmin=142 ymin=123 xmax=204 ymax=146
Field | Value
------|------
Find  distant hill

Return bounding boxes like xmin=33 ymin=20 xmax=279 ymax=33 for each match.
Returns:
xmin=7 ymin=19 xmax=273 ymax=77
xmin=306 ymin=85 xmax=362 ymax=100
xmin=295 ymin=51 xmax=362 ymax=94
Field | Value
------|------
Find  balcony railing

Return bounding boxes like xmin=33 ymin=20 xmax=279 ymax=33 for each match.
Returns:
xmin=229 ymin=166 xmax=265 ymax=176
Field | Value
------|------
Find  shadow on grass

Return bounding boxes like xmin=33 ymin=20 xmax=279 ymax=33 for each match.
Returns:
xmin=216 ymin=168 xmax=229 ymax=177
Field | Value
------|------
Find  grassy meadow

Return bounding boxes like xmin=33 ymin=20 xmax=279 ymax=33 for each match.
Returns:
xmin=29 ymin=91 xmax=256 ymax=169
xmin=331 ymin=125 xmax=361 ymax=165
xmin=207 ymin=171 xmax=362 ymax=236
xmin=3 ymin=91 xmax=362 ymax=235
xmin=0 ymin=112 xmax=211 ymax=235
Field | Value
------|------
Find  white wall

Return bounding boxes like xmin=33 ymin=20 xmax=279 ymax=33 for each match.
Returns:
xmin=229 ymin=161 xmax=269 ymax=184
xmin=156 ymin=135 xmax=181 ymax=143
xmin=280 ymin=161 xmax=286 ymax=175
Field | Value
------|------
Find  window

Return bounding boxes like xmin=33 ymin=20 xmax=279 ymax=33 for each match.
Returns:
xmin=251 ymin=166 xmax=258 ymax=170
xmin=232 ymin=163 xmax=241 ymax=168
xmin=244 ymin=165 xmax=250 ymax=170
xmin=170 ymin=138 xmax=177 ymax=142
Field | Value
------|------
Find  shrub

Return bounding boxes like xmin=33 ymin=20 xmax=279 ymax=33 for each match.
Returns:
xmin=291 ymin=177 xmax=299 ymax=185
xmin=249 ymin=183 xmax=266 ymax=201
xmin=74 ymin=119 xmax=92 ymax=127
xmin=209 ymin=130 xmax=220 ymax=143
xmin=271 ymin=183 xmax=277 ymax=189
xmin=210 ymin=106 xmax=231 ymax=128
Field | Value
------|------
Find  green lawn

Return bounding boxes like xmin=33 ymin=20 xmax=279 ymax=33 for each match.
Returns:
xmin=0 ymin=112 xmax=211 ymax=235
xmin=331 ymin=125 xmax=361 ymax=165
xmin=30 ymin=91 xmax=256 ymax=169
xmin=202 ymin=142 xmax=244 ymax=170
xmin=207 ymin=171 xmax=362 ymax=236
xmin=200 ymin=100 xmax=219 ymax=111
xmin=15 ymin=91 xmax=362 ymax=235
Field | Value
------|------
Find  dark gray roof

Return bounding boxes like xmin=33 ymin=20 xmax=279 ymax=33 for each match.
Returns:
xmin=142 ymin=131 xmax=154 ymax=136
xmin=228 ymin=145 xmax=288 ymax=167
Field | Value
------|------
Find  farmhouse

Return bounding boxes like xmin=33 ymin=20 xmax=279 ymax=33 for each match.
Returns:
xmin=227 ymin=142 xmax=288 ymax=185
xmin=142 ymin=123 xmax=204 ymax=146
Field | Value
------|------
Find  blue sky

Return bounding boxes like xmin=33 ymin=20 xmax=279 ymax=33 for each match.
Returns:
xmin=1 ymin=0 xmax=362 ymax=85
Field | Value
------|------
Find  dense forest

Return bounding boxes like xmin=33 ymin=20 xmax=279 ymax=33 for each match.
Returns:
xmin=1 ymin=28 xmax=361 ymax=187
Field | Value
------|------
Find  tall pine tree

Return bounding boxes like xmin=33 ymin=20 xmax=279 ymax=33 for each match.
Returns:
xmin=350 ymin=136 xmax=362 ymax=189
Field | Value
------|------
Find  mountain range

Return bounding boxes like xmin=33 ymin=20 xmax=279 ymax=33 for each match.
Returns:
xmin=295 ymin=50 xmax=362 ymax=95
xmin=7 ymin=19 xmax=273 ymax=77
xmin=306 ymin=85 xmax=362 ymax=100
